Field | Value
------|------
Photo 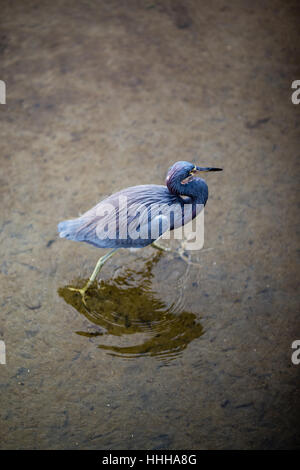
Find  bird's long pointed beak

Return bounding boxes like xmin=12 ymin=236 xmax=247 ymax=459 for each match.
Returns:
xmin=193 ymin=166 xmax=223 ymax=173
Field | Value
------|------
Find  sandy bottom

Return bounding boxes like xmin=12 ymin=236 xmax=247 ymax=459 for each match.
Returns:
xmin=0 ymin=0 xmax=299 ymax=449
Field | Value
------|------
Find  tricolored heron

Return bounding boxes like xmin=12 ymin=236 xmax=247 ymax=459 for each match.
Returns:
xmin=58 ymin=161 xmax=222 ymax=301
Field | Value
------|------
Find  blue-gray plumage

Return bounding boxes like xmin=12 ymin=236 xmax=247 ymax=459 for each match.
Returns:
xmin=58 ymin=161 xmax=222 ymax=301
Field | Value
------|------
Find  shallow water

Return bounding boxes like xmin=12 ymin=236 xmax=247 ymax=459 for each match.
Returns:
xmin=58 ymin=251 xmax=204 ymax=362
xmin=0 ymin=0 xmax=299 ymax=449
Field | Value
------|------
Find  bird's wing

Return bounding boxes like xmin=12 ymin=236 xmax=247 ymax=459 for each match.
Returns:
xmin=70 ymin=185 xmax=183 ymax=247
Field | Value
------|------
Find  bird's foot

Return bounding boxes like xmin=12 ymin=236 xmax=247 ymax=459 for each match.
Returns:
xmin=67 ymin=286 xmax=89 ymax=306
xmin=152 ymin=240 xmax=171 ymax=252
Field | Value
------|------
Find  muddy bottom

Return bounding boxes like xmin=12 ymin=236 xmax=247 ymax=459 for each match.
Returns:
xmin=0 ymin=0 xmax=299 ymax=449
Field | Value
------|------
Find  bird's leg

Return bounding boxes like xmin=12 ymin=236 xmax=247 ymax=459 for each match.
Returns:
xmin=68 ymin=249 xmax=118 ymax=303
xmin=86 ymin=248 xmax=118 ymax=287
xmin=152 ymin=239 xmax=171 ymax=252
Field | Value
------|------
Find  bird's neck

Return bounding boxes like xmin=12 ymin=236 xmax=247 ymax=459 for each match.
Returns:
xmin=166 ymin=176 xmax=208 ymax=205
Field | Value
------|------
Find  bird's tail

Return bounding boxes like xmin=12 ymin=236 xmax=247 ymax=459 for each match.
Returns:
xmin=57 ymin=218 xmax=84 ymax=240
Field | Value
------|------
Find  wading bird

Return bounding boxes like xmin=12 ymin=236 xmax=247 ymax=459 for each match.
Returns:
xmin=58 ymin=161 xmax=222 ymax=301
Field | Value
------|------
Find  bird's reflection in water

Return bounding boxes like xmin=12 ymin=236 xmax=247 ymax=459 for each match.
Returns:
xmin=58 ymin=252 xmax=204 ymax=362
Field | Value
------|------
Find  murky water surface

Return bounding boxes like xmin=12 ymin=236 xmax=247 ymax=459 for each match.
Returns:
xmin=0 ymin=0 xmax=299 ymax=449
xmin=59 ymin=251 xmax=204 ymax=362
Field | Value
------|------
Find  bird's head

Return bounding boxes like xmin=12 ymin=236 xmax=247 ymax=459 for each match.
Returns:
xmin=166 ymin=161 xmax=222 ymax=187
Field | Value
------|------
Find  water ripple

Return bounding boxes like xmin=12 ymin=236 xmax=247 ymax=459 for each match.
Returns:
xmin=58 ymin=251 xmax=204 ymax=363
